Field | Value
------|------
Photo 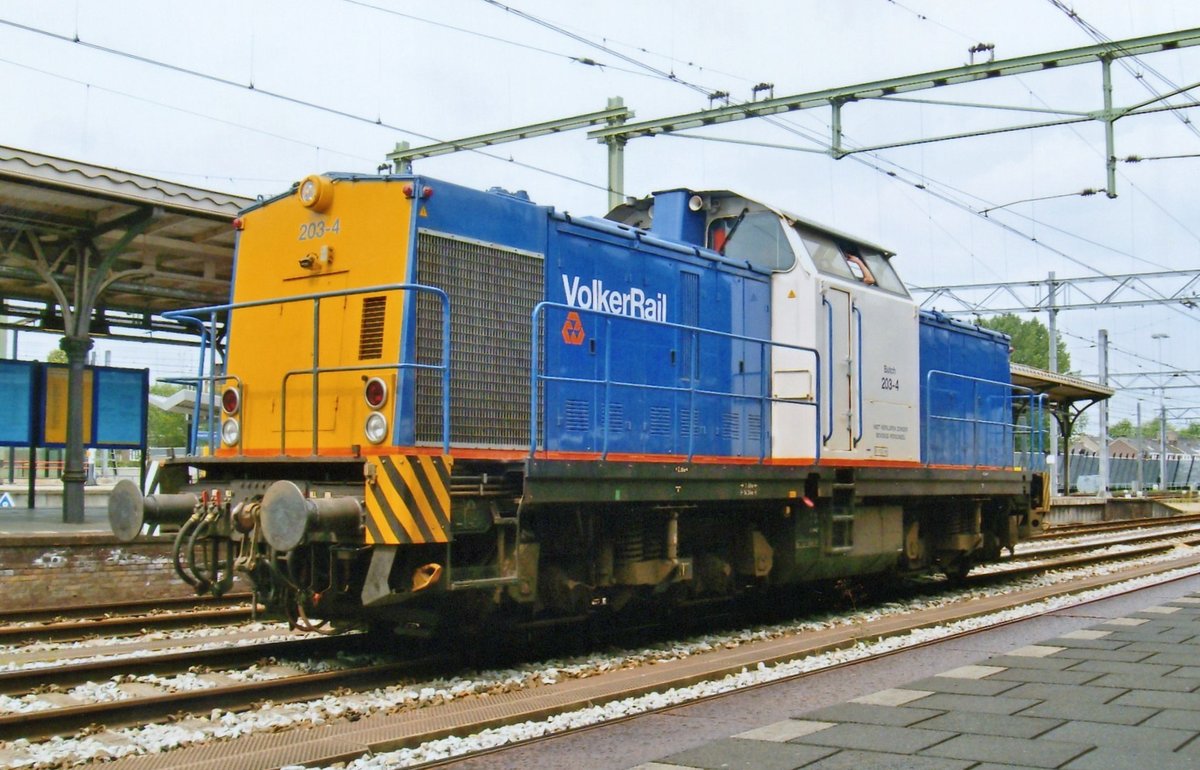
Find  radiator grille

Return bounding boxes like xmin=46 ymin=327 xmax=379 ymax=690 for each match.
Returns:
xmin=415 ymin=231 xmax=543 ymax=446
xmin=358 ymin=296 xmax=387 ymax=360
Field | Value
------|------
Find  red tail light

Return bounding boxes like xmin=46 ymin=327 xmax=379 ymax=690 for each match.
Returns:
xmin=221 ymin=387 xmax=240 ymax=415
xmin=364 ymin=377 xmax=388 ymax=408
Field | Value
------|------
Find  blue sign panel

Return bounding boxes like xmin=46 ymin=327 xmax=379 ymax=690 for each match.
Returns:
xmin=0 ymin=360 xmax=37 ymax=446
xmin=94 ymin=367 xmax=149 ymax=448
xmin=40 ymin=364 xmax=149 ymax=449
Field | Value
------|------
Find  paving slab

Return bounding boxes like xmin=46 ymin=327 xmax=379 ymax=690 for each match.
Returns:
xmin=1086 ymin=672 xmax=1198 ymax=692
xmin=800 ymin=748 xmax=974 ymax=770
xmin=800 ymin=702 xmax=946 ymax=728
xmin=907 ymin=692 xmax=1042 ymax=716
xmin=788 ymin=723 xmax=954 ymax=754
xmin=1109 ymin=689 xmax=1200 ymax=711
xmin=986 ymin=667 xmax=1100 ymax=686
xmin=919 ymin=733 xmax=1090 ymax=768
xmin=1166 ymin=666 xmax=1200 ymax=679
xmin=900 ymin=676 xmax=1021 ymax=697
xmin=1050 ymin=647 xmax=1155 ymax=662
xmin=732 ymin=719 xmax=834 ymax=742
xmin=1064 ymin=745 xmax=1200 ymax=770
xmin=985 ymin=654 xmax=1078 ymax=671
xmin=659 ymin=737 xmax=837 ymax=770
xmin=1000 ymin=681 xmax=1125 ymax=704
xmin=1018 ymin=699 xmax=1158 ymax=726
xmin=1038 ymin=719 xmax=1195 ymax=751
xmin=913 ymin=710 xmax=1063 ymax=739
xmin=1066 ymin=659 xmax=1179 ymax=677
xmin=1143 ymin=708 xmax=1200 ymax=730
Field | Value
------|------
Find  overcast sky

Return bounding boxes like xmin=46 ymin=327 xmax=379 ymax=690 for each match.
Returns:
xmin=2 ymin=0 xmax=1199 ymax=427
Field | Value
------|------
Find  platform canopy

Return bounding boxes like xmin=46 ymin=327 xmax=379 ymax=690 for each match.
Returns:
xmin=0 ymin=145 xmax=256 ymax=523
xmin=0 ymin=144 xmax=251 ymax=334
xmin=1011 ymin=363 xmax=1114 ymax=495
xmin=1010 ymin=363 xmax=1115 ymax=406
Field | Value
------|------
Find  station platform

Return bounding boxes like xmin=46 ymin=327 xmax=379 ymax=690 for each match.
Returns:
xmin=638 ymin=576 xmax=1200 ymax=770
xmin=0 ymin=477 xmax=119 ymax=536
xmin=0 ymin=504 xmax=112 ymax=536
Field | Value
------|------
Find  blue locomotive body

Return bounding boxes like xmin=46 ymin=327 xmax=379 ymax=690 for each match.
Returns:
xmin=541 ymin=212 xmax=771 ymax=459
xmin=113 ymin=173 xmax=1050 ymax=633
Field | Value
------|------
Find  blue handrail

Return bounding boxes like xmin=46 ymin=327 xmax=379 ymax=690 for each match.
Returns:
xmin=165 ymin=283 xmax=452 ymax=455
xmin=923 ymin=369 xmax=1048 ymax=469
xmin=529 ymin=301 xmax=822 ymax=464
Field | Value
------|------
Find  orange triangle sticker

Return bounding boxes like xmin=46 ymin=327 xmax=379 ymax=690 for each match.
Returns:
xmin=419 ymin=206 xmax=428 ymax=217
xmin=787 ymin=289 xmax=796 ymax=298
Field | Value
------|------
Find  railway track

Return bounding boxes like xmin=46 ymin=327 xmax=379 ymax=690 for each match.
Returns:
xmin=1006 ymin=522 xmax=1200 ymax=564
xmin=1034 ymin=510 xmax=1200 ymax=539
xmin=72 ymin=544 xmax=1200 ymax=770
xmin=0 ymin=593 xmax=254 ymax=626
xmin=4 ymin=521 xmax=1200 ymax=761
xmin=0 ymin=601 xmax=257 ymax=645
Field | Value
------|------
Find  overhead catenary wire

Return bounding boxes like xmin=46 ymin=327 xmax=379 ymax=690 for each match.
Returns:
xmin=1045 ymin=0 xmax=1200 ymax=141
xmin=0 ymin=16 xmax=616 ymax=196
xmin=450 ymin=0 xmax=1200 ymax=325
xmin=5 ymin=2 xmax=1197 ymax=313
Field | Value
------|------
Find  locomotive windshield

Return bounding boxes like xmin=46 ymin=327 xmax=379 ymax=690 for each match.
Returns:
xmin=797 ymin=229 xmax=908 ymax=296
xmin=707 ymin=210 xmax=796 ymax=272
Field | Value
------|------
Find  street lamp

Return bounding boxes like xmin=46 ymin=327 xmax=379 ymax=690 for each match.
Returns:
xmin=1152 ymin=333 xmax=1169 ymax=490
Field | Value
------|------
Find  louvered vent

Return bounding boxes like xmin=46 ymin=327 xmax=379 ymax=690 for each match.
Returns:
xmin=415 ymin=231 xmax=543 ymax=446
xmin=601 ymin=403 xmax=625 ymax=434
xmin=680 ymin=408 xmax=700 ymax=437
xmin=649 ymin=407 xmax=672 ymax=436
xmin=565 ymin=400 xmax=590 ymax=432
xmin=358 ymin=296 xmax=387 ymax=360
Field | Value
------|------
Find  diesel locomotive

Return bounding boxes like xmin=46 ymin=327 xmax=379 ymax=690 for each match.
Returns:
xmin=108 ymin=172 xmax=1051 ymax=635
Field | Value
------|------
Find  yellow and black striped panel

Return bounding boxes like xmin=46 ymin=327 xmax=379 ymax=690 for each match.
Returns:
xmin=364 ymin=455 xmax=453 ymax=545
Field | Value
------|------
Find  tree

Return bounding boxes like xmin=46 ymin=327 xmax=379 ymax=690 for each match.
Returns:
xmin=46 ymin=348 xmax=67 ymax=364
xmin=1103 ymin=416 xmax=1180 ymax=440
xmin=975 ymin=313 xmax=1071 ymax=373
xmin=147 ymin=383 xmax=189 ymax=448
xmin=1110 ymin=419 xmax=1134 ymax=438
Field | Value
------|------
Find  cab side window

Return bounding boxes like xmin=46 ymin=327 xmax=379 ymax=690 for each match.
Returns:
xmin=707 ymin=211 xmax=796 ymax=272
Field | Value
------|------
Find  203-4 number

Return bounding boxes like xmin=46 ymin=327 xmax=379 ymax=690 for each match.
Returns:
xmin=881 ymin=377 xmax=900 ymax=391
xmin=298 ymin=219 xmax=340 ymax=241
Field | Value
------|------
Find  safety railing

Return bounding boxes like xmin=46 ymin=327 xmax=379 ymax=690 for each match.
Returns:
xmin=923 ymin=369 xmax=1048 ymax=470
xmin=165 ymin=284 xmax=451 ymax=455
xmin=529 ymin=302 xmax=822 ymax=463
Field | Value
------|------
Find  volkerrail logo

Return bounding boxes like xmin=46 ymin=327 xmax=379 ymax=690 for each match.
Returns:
xmin=561 ymin=275 xmax=668 ymax=321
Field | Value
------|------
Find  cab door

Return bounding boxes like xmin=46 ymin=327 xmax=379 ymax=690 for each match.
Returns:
xmin=822 ymin=287 xmax=855 ymax=452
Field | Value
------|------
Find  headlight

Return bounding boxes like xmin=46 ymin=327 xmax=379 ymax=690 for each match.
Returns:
xmin=221 ymin=417 xmax=241 ymax=446
xmin=364 ymin=412 xmax=388 ymax=444
xmin=297 ymin=174 xmax=333 ymax=211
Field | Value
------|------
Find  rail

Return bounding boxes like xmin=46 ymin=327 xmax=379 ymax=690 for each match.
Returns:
xmin=923 ymin=369 xmax=1048 ymax=470
xmin=529 ymin=302 xmax=822 ymax=463
xmin=164 ymin=284 xmax=452 ymax=455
